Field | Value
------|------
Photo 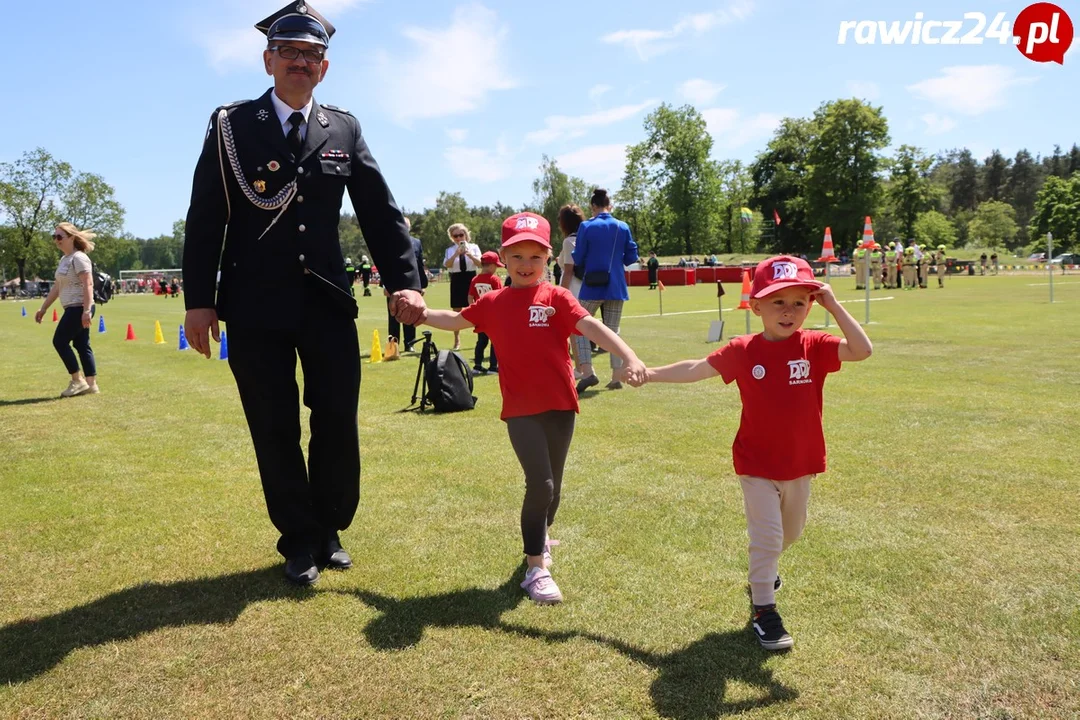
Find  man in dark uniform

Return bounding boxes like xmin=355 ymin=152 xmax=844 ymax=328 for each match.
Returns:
xmin=344 ymin=257 xmax=356 ymax=296
xmin=182 ymin=1 xmax=426 ymax=586
xmin=647 ymin=251 xmax=660 ymax=289
xmin=359 ymin=256 xmax=373 ymax=295
xmin=387 ymin=216 xmax=427 ymax=352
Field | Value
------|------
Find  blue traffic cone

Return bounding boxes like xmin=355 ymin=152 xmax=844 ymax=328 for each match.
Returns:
xmin=98 ymin=315 xmax=106 ymax=333
xmin=219 ymin=331 xmax=228 ymax=360
xmin=21 ymin=306 xmax=26 ymax=317
xmin=178 ymin=325 xmax=189 ymax=350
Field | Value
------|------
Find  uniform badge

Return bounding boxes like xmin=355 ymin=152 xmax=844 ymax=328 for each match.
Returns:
xmin=253 ymin=180 xmax=267 ymax=193
xmin=267 ymin=161 xmax=281 ymax=172
xmin=316 ymin=111 xmax=329 ymax=128
xmin=256 ymin=109 xmax=269 ymax=121
xmin=298 ymin=3 xmax=308 ymax=13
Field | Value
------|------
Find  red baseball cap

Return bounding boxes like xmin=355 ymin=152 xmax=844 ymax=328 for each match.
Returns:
xmin=480 ymin=250 xmax=504 ymax=267
xmin=751 ymin=255 xmax=823 ymax=298
xmin=501 ymin=212 xmax=551 ymax=249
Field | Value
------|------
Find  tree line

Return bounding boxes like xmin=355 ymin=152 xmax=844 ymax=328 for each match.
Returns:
xmin=3 ymin=102 xmax=1077 ymax=286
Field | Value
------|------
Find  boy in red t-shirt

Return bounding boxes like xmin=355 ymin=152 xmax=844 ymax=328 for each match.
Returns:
xmin=630 ymin=255 xmax=872 ymax=650
xmin=468 ymin=251 xmax=504 ymax=374
xmin=419 ymin=213 xmax=646 ymax=605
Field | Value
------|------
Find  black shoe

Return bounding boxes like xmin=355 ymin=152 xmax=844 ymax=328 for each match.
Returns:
xmin=472 ymin=366 xmax=487 ymax=375
xmin=775 ymin=575 xmax=783 ymax=592
xmin=324 ymin=548 xmax=353 ymax=570
xmin=752 ymin=605 xmax=793 ymax=651
xmin=285 ymin=554 xmax=319 ymax=585
xmin=488 ymin=366 xmax=499 ymax=374
xmin=576 ymin=374 xmax=599 ymax=395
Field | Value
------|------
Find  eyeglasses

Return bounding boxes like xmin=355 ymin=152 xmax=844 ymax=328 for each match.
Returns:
xmin=452 ymin=233 xmax=466 ymax=239
xmin=270 ymin=46 xmax=325 ymax=64
xmin=52 ymin=233 xmax=65 ymax=240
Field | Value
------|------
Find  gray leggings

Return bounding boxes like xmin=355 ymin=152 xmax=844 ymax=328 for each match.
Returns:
xmin=506 ymin=410 xmax=576 ymax=556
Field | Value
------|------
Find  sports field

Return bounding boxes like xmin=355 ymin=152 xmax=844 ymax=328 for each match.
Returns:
xmin=1 ymin=272 xmax=1077 ymax=719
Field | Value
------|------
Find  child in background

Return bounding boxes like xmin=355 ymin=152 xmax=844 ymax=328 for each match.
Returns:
xmin=625 ymin=256 xmax=872 ymax=650
xmin=419 ymin=212 xmax=646 ymax=605
xmin=468 ymin=251 xmax=504 ymax=375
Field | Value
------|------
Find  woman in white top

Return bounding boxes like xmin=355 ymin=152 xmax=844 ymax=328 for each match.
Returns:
xmin=557 ymin=204 xmax=585 ymax=373
xmin=35 ymin=223 xmax=99 ymax=397
xmin=442 ymin=222 xmax=482 ymax=350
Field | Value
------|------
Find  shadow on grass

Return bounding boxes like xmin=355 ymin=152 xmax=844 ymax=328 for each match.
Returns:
xmin=346 ymin=562 xmax=528 ymax=650
xmin=0 ymin=566 xmax=303 ymax=685
xmin=0 ymin=396 xmax=60 ymax=407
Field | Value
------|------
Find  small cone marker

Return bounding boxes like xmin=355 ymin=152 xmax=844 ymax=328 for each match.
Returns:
xmin=153 ymin=320 xmax=165 ymax=344
xmin=98 ymin=315 xmax=106 ymax=333
xmin=125 ymin=323 xmax=137 ymax=341
xmin=21 ymin=306 xmax=27 ymax=317
xmin=861 ymin=216 xmax=878 ymax=249
xmin=736 ymin=270 xmax=752 ymax=310
xmin=52 ymin=309 xmax=58 ymax=322
xmin=178 ymin=325 xmax=189 ymax=351
xmin=370 ymin=329 xmax=383 ymax=363
xmin=219 ymin=331 xmax=229 ymax=360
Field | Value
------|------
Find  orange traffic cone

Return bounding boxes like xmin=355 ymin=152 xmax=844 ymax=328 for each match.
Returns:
xmin=736 ymin=270 xmax=751 ymax=310
xmin=861 ymin=216 xmax=879 ymax=250
xmin=52 ymin=309 xmax=58 ymax=322
xmin=125 ymin=323 xmax=136 ymax=341
xmin=818 ymin=227 xmax=838 ymax=262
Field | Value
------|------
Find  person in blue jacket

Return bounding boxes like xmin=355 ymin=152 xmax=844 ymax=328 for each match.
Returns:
xmin=572 ymin=188 xmax=639 ymax=393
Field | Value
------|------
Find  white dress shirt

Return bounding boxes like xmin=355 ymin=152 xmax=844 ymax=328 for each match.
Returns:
xmin=444 ymin=242 xmax=481 ymax=273
xmin=270 ymin=91 xmax=313 ymax=143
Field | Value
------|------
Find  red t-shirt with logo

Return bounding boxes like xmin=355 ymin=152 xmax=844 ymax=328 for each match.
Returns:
xmin=706 ymin=330 xmax=843 ymax=481
xmin=461 ymin=283 xmax=589 ymax=420
xmin=468 ymin=272 xmax=503 ymax=303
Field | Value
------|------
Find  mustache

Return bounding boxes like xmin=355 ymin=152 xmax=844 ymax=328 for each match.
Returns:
xmin=286 ymin=65 xmax=312 ymax=75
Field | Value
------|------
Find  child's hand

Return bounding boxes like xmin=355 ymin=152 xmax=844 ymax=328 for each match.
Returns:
xmin=810 ymin=283 xmax=840 ymax=313
xmin=620 ymin=359 xmax=648 ymax=387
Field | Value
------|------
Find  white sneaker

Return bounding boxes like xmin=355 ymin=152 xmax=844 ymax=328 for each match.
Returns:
xmin=521 ymin=566 xmax=563 ymax=605
xmin=61 ymin=379 xmax=90 ymax=397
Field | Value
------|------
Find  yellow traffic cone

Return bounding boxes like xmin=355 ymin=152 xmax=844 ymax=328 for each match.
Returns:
xmin=153 ymin=320 xmax=165 ymax=344
xmin=370 ymin=329 xmax=382 ymax=363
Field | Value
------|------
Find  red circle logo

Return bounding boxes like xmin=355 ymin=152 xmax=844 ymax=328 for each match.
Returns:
xmin=1014 ymin=3 xmax=1074 ymax=64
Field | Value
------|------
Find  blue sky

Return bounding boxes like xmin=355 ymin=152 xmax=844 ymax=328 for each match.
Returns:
xmin=6 ymin=0 xmax=1077 ymax=238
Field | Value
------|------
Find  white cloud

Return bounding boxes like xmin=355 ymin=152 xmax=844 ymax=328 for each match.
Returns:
xmin=602 ymin=0 xmax=754 ymax=60
xmin=525 ymin=100 xmax=658 ymax=145
xmin=678 ymin=79 xmax=726 ymax=105
xmin=444 ymin=138 xmax=516 ymax=183
xmin=846 ymin=81 xmax=881 ymax=101
xmin=921 ymin=113 xmax=958 ymax=135
xmin=906 ymin=65 xmax=1036 ymax=116
xmin=589 ymin=84 xmax=613 ymax=103
xmin=701 ymin=108 xmax=781 ymax=149
xmin=445 ymin=128 xmax=469 ymax=143
xmin=377 ymin=5 xmax=517 ymax=123
xmin=555 ymin=144 xmax=629 ymax=184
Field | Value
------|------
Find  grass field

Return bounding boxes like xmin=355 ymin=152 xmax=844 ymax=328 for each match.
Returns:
xmin=1 ymin=271 xmax=1078 ymax=719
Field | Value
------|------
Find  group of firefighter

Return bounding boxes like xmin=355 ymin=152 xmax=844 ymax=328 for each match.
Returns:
xmin=851 ymin=240 xmax=948 ymax=291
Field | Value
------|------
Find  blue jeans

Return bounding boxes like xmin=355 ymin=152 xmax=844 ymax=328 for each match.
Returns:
xmin=53 ymin=305 xmax=96 ymax=376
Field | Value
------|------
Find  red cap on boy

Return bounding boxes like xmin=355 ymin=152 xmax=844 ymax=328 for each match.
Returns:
xmin=501 ymin=212 xmax=551 ymax=249
xmin=480 ymin=250 xmax=504 ymax=267
xmin=751 ymin=255 xmax=823 ymax=298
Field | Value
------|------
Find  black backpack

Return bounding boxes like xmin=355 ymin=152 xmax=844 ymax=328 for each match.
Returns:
xmin=91 ymin=261 xmax=114 ymax=305
xmin=417 ymin=336 xmax=476 ymax=413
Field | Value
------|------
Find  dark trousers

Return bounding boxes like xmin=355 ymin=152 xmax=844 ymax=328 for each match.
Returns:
xmin=226 ymin=292 xmax=361 ymax=559
xmin=387 ymin=299 xmax=417 ymax=349
xmin=506 ymin=410 xmax=575 ymax=556
xmin=474 ymin=332 xmax=497 ymax=369
xmin=648 ymin=267 xmax=658 ymax=289
xmin=53 ymin=305 xmax=96 ymax=376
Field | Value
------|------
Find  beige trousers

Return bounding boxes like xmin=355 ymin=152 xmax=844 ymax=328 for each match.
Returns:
xmin=740 ymin=474 xmax=813 ymax=606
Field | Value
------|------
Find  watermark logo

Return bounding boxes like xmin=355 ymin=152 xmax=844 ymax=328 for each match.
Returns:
xmin=837 ymin=4 xmax=1073 ymax=64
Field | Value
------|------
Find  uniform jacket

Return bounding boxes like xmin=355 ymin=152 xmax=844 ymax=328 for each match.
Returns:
xmin=183 ymin=88 xmax=420 ymax=328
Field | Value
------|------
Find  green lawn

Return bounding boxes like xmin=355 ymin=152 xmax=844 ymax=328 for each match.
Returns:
xmin=1 ymin=271 xmax=1077 ymax=719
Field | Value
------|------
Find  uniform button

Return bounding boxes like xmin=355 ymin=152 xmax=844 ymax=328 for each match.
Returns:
xmin=336 ymin=165 xmax=341 ymax=173
xmin=232 ymin=262 xmax=237 ymax=267
xmin=297 ymin=195 xmax=304 ymax=203
xmin=297 ymin=168 xmax=305 ymax=175
xmin=299 ymin=224 xmax=306 ymax=232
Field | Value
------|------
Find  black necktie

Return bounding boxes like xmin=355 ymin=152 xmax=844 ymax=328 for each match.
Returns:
xmin=287 ymin=111 xmax=305 ymax=156
xmin=459 ymin=247 xmax=467 ymax=273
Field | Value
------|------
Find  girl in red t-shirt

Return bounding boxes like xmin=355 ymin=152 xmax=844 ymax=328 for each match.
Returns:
xmin=418 ymin=212 xmax=646 ymax=605
xmin=626 ymin=255 xmax=872 ymax=651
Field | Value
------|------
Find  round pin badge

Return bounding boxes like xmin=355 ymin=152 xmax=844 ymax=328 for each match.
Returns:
xmin=752 ymin=365 xmax=766 ymax=380
xmin=544 ymin=307 xmax=556 ymax=317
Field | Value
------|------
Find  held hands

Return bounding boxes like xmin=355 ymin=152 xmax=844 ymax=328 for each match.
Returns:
xmin=810 ymin=283 xmax=841 ymax=313
xmin=390 ymin=289 xmax=427 ymax=326
xmin=617 ymin=358 xmax=649 ymax=387
xmin=184 ymin=308 xmax=221 ymax=359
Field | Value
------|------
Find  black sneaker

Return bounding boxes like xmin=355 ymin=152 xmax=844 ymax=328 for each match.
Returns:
xmin=488 ymin=366 xmax=499 ymax=374
xmin=575 ymin=374 xmax=600 ymax=395
xmin=775 ymin=575 xmax=783 ymax=592
xmin=472 ymin=366 xmax=487 ymax=375
xmin=752 ymin=605 xmax=793 ymax=651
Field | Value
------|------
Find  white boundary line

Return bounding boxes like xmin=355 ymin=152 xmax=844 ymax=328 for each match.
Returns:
xmin=623 ymin=296 xmax=895 ymax=320
xmin=1027 ymin=281 xmax=1079 ymax=286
